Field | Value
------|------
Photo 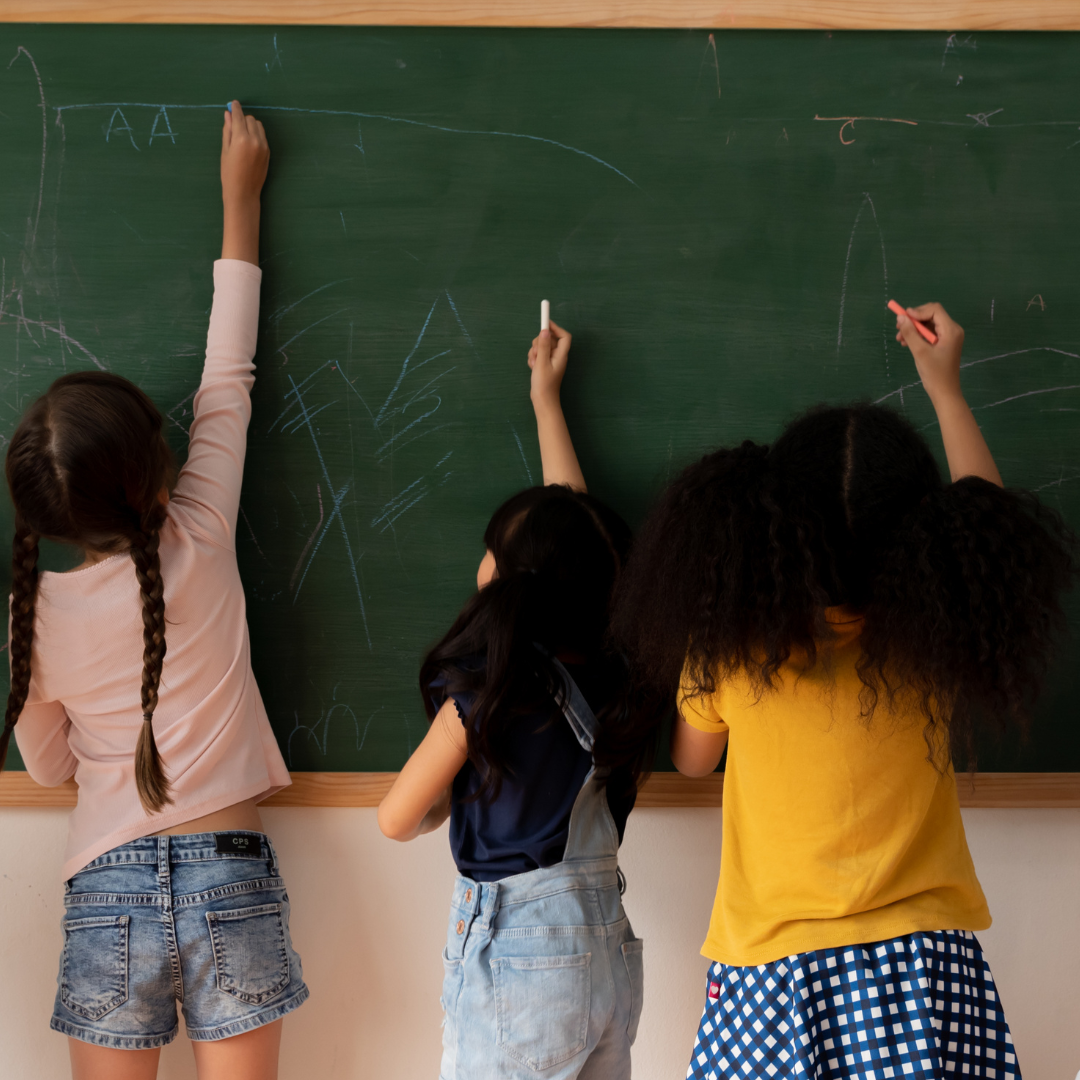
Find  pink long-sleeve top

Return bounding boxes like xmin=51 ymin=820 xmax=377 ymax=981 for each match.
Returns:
xmin=14 ymin=260 xmax=291 ymax=881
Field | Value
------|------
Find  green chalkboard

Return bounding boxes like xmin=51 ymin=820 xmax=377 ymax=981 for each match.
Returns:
xmin=1 ymin=26 xmax=1078 ymax=773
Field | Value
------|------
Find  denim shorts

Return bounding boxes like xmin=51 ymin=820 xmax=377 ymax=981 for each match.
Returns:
xmin=51 ymin=832 xmax=308 ymax=1049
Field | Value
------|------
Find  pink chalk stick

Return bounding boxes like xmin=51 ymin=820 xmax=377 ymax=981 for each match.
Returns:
xmin=888 ymin=299 xmax=938 ymax=344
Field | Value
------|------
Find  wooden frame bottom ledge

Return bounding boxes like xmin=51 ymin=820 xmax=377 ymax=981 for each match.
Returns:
xmin=1 ymin=771 xmax=1079 ymax=808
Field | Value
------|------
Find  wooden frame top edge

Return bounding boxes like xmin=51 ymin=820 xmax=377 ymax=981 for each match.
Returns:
xmin=3 ymin=771 xmax=1080 ymax=808
xmin=0 ymin=3 xmax=1078 ymax=31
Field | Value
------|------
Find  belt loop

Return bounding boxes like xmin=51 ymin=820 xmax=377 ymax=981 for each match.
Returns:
xmin=264 ymin=835 xmax=279 ymax=878
xmin=157 ymin=835 xmax=171 ymax=892
xmin=482 ymin=881 xmax=500 ymax=922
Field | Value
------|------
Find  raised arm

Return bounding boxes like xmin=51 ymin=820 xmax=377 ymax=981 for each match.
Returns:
xmin=528 ymin=320 xmax=587 ymax=492
xmin=220 ymin=101 xmax=268 ymax=266
xmin=894 ymin=303 xmax=1003 ymax=487
xmin=171 ymin=102 xmax=270 ymax=545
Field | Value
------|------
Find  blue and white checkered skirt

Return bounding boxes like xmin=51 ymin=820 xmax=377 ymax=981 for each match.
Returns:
xmin=687 ymin=929 xmax=1019 ymax=1079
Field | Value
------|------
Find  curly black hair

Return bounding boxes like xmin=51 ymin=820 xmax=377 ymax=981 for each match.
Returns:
xmin=610 ymin=403 xmax=1078 ymax=768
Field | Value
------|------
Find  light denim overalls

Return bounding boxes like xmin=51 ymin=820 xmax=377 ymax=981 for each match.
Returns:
xmin=439 ymin=659 xmax=644 ymax=1080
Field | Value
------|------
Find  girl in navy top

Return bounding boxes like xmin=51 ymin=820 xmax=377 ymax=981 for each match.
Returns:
xmin=379 ymin=320 xmax=645 ymax=1079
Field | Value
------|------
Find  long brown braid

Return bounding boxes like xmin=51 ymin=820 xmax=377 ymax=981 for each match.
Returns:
xmin=4 ymin=371 xmax=176 ymax=812
xmin=130 ymin=509 xmax=170 ymax=811
xmin=0 ymin=521 xmax=41 ymax=772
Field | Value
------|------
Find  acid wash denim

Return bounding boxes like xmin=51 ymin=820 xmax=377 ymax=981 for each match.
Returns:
xmin=51 ymin=831 xmax=308 ymax=1049
xmin=440 ymin=661 xmax=644 ymax=1079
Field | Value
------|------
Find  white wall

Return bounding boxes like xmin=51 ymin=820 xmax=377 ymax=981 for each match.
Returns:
xmin=1 ymin=807 xmax=1077 ymax=1079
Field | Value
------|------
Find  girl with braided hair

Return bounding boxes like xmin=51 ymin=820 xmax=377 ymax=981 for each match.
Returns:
xmin=379 ymin=319 xmax=646 ymax=1080
xmin=3 ymin=103 xmax=307 ymax=1079
xmin=612 ymin=303 xmax=1077 ymax=1079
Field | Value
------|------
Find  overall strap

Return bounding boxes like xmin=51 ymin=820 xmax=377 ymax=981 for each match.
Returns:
xmin=548 ymin=654 xmax=600 ymax=753
xmin=533 ymin=648 xmax=620 ymax=866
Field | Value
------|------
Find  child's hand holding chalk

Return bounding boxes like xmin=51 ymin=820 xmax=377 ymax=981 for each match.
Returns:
xmin=220 ymin=101 xmax=269 ymax=265
xmin=887 ymin=299 xmax=937 ymax=344
xmin=221 ymin=101 xmax=270 ymax=208
xmin=893 ymin=301 xmax=966 ymax=406
xmin=529 ymin=301 xmax=572 ymax=411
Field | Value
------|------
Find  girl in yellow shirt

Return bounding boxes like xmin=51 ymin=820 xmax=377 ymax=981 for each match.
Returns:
xmin=612 ymin=304 xmax=1076 ymax=1079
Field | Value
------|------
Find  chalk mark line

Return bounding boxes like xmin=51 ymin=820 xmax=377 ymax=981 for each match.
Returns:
xmin=286 ymin=372 xmax=371 ymax=648
xmin=815 ymin=111 xmax=1080 ymax=145
xmin=509 ymin=422 xmax=534 ymax=485
xmin=52 ymin=100 xmax=639 ymax=187
xmin=276 ymin=308 xmax=348 ymax=357
xmin=815 ymin=114 xmax=918 ymax=145
xmin=290 ymin=483 xmax=324 ymax=590
xmin=8 ymin=47 xmax=47 ymax=250
xmin=836 ymin=192 xmax=888 ymax=375
xmin=875 ymin=346 xmax=1080 ymax=406
xmin=270 ymin=278 xmax=352 ymax=324
xmin=972 ymin=384 xmax=1080 ymax=411
xmin=698 ymin=33 xmax=721 ymax=99
xmin=376 ymin=296 xmax=440 ymax=428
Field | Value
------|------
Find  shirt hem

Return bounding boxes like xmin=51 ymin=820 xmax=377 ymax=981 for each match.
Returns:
xmin=60 ymin=774 xmax=290 ymax=881
xmin=700 ymin=909 xmax=993 ymax=968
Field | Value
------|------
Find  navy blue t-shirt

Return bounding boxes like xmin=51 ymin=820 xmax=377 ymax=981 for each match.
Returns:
xmin=435 ymin=662 xmax=635 ymax=883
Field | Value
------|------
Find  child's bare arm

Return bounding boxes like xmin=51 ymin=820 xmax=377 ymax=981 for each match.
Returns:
xmin=670 ymin=713 xmax=728 ymax=777
xmin=894 ymin=303 xmax=1003 ymax=487
xmin=528 ymin=321 xmax=587 ymax=492
xmin=377 ymin=699 xmax=468 ymax=842
xmin=171 ymin=102 xmax=269 ymax=543
xmin=220 ymin=101 xmax=269 ymax=266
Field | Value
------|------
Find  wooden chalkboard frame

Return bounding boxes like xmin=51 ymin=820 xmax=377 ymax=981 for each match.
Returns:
xmin=1 ymin=10 xmax=1076 ymax=808
xmin=0 ymin=1 xmax=1077 ymax=31
xmin=2 ymin=771 xmax=1080 ymax=807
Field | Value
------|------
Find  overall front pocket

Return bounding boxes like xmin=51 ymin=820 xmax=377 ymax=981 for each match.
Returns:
xmin=491 ymin=953 xmax=591 ymax=1072
xmin=206 ymin=903 xmax=289 ymax=1005
xmin=59 ymin=914 xmax=129 ymax=1020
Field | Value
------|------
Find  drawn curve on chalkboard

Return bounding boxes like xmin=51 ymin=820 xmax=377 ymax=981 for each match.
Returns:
xmin=444 ymin=292 xmax=473 ymax=348
xmin=1035 ymin=470 xmax=1080 ymax=493
xmin=875 ymin=347 xmax=1080 ymax=406
xmin=371 ymin=451 xmax=453 ymax=534
xmin=3 ymin=311 xmax=105 ymax=372
xmin=973 ymin=385 xmax=1080 ymax=411
xmin=836 ymin=193 xmax=889 ymax=374
xmin=285 ymin=372 xmax=371 ymax=648
xmin=290 ymin=483 xmax=324 ymax=591
xmin=287 ymin=701 xmax=372 ymax=767
xmin=238 ymin=505 xmax=270 ymax=566
xmin=376 ymin=361 xmax=454 ymax=461
xmin=697 ymin=33 xmax=721 ymax=100
xmin=815 ymin=114 xmax=918 ymax=146
xmin=53 ymin=102 xmax=639 ymax=188
xmin=376 ymin=296 xmax=440 ymax=428
xmin=7 ymin=48 xmax=47 ymax=251
xmin=277 ymin=308 xmax=348 ymax=358
xmin=270 ymin=278 xmax=352 ymax=324
xmin=509 ymin=422 xmax=534 ymax=485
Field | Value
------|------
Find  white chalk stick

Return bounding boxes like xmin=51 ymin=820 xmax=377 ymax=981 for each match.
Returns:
xmin=540 ymin=299 xmax=550 ymax=331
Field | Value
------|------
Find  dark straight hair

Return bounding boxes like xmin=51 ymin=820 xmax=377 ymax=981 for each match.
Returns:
xmin=419 ymin=484 xmax=644 ymax=801
xmin=3 ymin=371 xmax=177 ymax=812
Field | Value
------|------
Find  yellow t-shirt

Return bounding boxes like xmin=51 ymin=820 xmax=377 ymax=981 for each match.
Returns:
xmin=678 ymin=608 xmax=990 ymax=967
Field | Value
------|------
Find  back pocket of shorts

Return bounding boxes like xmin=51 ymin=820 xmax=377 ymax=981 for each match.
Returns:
xmin=206 ymin=903 xmax=289 ymax=1005
xmin=60 ymin=915 xmax=129 ymax=1020
xmin=491 ymin=953 xmax=590 ymax=1072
